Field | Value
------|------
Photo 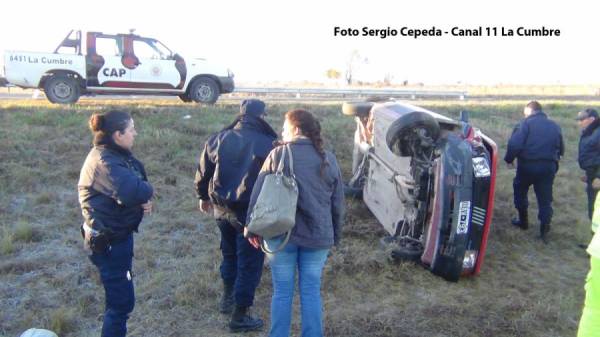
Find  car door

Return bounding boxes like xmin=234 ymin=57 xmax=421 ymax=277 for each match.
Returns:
xmin=93 ymin=35 xmax=130 ymax=86
xmin=127 ymin=38 xmax=180 ymax=89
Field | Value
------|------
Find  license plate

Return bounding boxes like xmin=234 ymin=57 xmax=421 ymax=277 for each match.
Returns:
xmin=457 ymin=201 xmax=471 ymax=234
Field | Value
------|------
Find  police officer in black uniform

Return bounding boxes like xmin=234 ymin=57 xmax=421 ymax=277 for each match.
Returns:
xmin=577 ymin=108 xmax=600 ymax=220
xmin=505 ymin=101 xmax=564 ymax=243
xmin=79 ymin=110 xmax=153 ymax=337
xmin=194 ymin=99 xmax=277 ymax=332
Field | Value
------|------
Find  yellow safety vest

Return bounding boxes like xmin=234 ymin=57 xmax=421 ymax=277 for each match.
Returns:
xmin=593 ymin=196 xmax=600 ymax=234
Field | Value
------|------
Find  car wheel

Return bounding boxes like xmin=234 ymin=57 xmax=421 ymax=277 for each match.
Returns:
xmin=342 ymin=101 xmax=373 ymax=117
xmin=190 ymin=77 xmax=220 ymax=104
xmin=380 ymin=236 xmax=423 ymax=262
xmin=178 ymin=94 xmax=192 ymax=103
xmin=391 ymin=244 xmax=423 ymax=262
xmin=386 ymin=111 xmax=440 ymax=156
xmin=44 ymin=74 xmax=80 ymax=104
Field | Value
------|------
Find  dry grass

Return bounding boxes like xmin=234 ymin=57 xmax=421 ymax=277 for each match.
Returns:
xmin=0 ymin=98 xmax=596 ymax=337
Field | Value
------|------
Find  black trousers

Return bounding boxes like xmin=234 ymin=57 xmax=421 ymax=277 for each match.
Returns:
xmin=513 ymin=161 xmax=558 ymax=225
xmin=586 ymin=169 xmax=600 ymax=220
xmin=217 ymin=218 xmax=264 ymax=307
xmin=89 ymin=234 xmax=134 ymax=337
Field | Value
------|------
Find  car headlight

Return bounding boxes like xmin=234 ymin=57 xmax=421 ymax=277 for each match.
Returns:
xmin=463 ymin=250 xmax=477 ymax=271
xmin=472 ymin=157 xmax=491 ymax=178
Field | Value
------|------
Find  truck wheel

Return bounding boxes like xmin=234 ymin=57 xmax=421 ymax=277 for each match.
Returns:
xmin=178 ymin=94 xmax=192 ymax=103
xmin=342 ymin=101 xmax=373 ymax=117
xmin=386 ymin=111 xmax=440 ymax=156
xmin=190 ymin=77 xmax=219 ymax=104
xmin=44 ymin=75 xmax=80 ymax=104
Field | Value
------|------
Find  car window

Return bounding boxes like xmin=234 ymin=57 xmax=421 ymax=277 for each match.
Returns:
xmin=134 ymin=40 xmax=162 ymax=59
xmin=96 ymin=37 xmax=121 ymax=56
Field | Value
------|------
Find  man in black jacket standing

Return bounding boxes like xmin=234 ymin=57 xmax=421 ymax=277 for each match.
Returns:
xmin=577 ymin=108 xmax=600 ymax=220
xmin=505 ymin=101 xmax=564 ymax=243
xmin=194 ymin=99 xmax=277 ymax=332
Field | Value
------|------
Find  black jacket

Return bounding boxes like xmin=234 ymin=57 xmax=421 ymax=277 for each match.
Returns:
xmin=578 ymin=119 xmax=600 ymax=172
xmin=248 ymin=138 xmax=345 ymax=248
xmin=78 ymin=142 xmax=153 ymax=238
xmin=504 ymin=112 xmax=564 ymax=164
xmin=194 ymin=115 xmax=277 ymax=219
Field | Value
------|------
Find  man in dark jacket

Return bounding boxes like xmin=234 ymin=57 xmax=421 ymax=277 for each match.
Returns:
xmin=194 ymin=99 xmax=277 ymax=332
xmin=505 ymin=101 xmax=564 ymax=243
xmin=577 ymin=108 xmax=600 ymax=220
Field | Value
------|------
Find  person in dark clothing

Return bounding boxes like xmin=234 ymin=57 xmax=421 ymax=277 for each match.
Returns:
xmin=505 ymin=101 xmax=564 ymax=243
xmin=78 ymin=110 xmax=154 ymax=337
xmin=577 ymin=108 xmax=600 ymax=220
xmin=194 ymin=99 xmax=277 ymax=333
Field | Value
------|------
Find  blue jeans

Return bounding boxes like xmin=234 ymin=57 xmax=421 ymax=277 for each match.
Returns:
xmin=217 ymin=218 xmax=264 ymax=307
xmin=265 ymin=239 xmax=329 ymax=337
xmin=89 ymin=235 xmax=135 ymax=337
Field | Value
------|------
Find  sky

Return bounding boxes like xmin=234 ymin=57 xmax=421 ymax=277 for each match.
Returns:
xmin=1 ymin=0 xmax=598 ymax=85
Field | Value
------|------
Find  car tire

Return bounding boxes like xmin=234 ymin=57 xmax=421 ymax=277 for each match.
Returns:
xmin=391 ymin=244 xmax=423 ymax=262
xmin=380 ymin=236 xmax=423 ymax=262
xmin=385 ymin=111 xmax=440 ymax=156
xmin=342 ymin=101 xmax=373 ymax=117
xmin=189 ymin=77 xmax=220 ymax=104
xmin=44 ymin=74 xmax=80 ymax=104
xmin=178 ymin=94 xmax=192 ymax=103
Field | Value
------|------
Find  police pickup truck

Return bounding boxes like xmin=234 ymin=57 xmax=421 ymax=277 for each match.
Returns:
xmin=2 ymin=30 xmax=234 ymax=104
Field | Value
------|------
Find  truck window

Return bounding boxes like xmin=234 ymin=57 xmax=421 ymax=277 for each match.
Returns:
xmin=96 ymin=37 xmax=122 ymax=56
xmin=133 ymin=40 xmax=163 ymax=59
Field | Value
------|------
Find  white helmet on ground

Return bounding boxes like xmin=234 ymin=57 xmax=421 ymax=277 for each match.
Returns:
xmin=19 ymin=328 xmax=58 ymax=337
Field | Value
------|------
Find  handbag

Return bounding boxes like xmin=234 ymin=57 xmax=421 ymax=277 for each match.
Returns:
xmin=246 ymin=143 xmax=298 ymax=253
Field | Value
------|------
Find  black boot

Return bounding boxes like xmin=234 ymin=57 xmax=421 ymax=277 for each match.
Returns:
xmin=511 ymin=209 xmax=528 ymax=230
xmin=229 ymin=305 xmax=263 ymax=333
xmin=540 ymin=222 xmax=551 ymax=244
xmin=219 ymin=284 xmax=234 ymax=314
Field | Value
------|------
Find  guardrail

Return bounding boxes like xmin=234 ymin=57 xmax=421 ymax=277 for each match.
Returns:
xmin=0 ymin=85 xmax=468 ymax=101
xmin=233 ymin=87 xmax=467 ymax=100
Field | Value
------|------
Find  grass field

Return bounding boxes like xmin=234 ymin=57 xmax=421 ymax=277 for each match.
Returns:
xmin=0 ymin=98 xmax=597 ymax=337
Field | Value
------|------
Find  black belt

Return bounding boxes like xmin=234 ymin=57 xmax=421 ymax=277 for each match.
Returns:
xmin=519 ymin=158 xmax=556 ymax=164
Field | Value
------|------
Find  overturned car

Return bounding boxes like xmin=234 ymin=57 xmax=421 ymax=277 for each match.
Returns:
xmin=343 ymin=101 xmax=497 ymax=281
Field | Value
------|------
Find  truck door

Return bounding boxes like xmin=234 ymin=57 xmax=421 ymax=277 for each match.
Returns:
xmin=127 ymin=38 xmax=180 ymax=89
xmin=87 ymin=34 xmax=130 ymax=87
